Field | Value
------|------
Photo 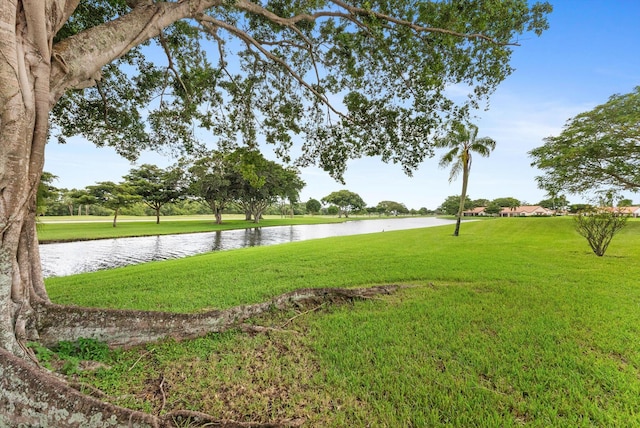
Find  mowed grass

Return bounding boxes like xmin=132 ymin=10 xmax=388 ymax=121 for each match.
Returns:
xmin=45 ymin=218 xmax=640 ymax=426
xmin=36 ymin=214 xmax=350 ymax=243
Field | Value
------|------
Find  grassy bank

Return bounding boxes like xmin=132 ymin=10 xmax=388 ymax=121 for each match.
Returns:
xmin=36 ymin=214 xmax=353 ymax=243
xmin=44 ymin=218 xmax=640 ymax=426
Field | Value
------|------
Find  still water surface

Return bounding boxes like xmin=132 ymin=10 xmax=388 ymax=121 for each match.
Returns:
xmin=40 ymin=217 xmax=455 ymax=278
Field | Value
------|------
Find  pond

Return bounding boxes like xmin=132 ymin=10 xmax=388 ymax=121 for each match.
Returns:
xmin=40 ymin=217 xmax=456 ymax=278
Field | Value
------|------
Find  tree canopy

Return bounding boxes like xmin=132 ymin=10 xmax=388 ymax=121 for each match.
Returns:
xmin=305 ymin=198 xmax=322 ymax=216
xmin=322 ymin=190 xmax=366 ymax=217
xmin=439 ymin=194 xmax=473 ymax=215
xmin=538 ymin=195 xmax=570 ymax=210
xmin=87 ymin=181 xmax=140 ymax=227
xmin=231 ymin=149 xmax=305 ymax=223
xmin=530 ymin=86 xmax=640 ymax=198
xmin=492 ymin=197 xmax=521 ymax=209
xmin=186 ymin=149 xmax=305 ymax=223
xmin=49 ymin=0 xmax=552 ymax=181
xmin=377 ymin=200 xmax=409 ymax=216
xmin=124 ymin=164 xmax=185 ymax=224
xmin=188 ymin=151 xmax=240 ymax=224
xmin=484 ymin=202 xmax=502 ymax=215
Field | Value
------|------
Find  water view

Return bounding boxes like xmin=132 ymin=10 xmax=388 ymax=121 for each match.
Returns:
xmin=40 ymin=217 xmax=455 ymax=278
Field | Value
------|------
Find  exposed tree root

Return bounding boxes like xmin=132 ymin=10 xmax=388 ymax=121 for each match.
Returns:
xmin=34 ymin=284 xmax=399 ymax=348
xmin=0 ymin=349 xmax=159 ymax=427
xmin=1 ymin=285 xmax=400 ymax=427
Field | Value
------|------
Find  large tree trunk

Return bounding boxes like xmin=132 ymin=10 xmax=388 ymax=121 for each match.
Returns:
xmin=0 ymin=0 xmax=212 ymax=369
xmin=0 ymin=1 xmax=53 ymax=358
xmin=208 ymin=201 xmax=224 ymax=224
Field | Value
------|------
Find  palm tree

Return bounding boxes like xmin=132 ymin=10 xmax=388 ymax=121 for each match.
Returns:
xmin=436 ymin=122 xmax=496 ymax=236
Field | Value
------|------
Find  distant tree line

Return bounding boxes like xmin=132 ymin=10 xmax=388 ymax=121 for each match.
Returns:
xmin=436 ymin=194 xmax=637 ymax=216
xmin=306 ymin=194 xmax=432 ymax=218
xmin=39 ymin=154 xmax=433 ymax=225
xmin=38 ymin=149 xmax=306 ymax=226
xmin=437 ymin=195 xmax=522 ymax=216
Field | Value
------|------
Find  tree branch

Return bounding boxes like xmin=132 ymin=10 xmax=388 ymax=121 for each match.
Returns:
xmin=234 ymin=0 xmax=516 ymax=46
xmin=48 ymin=0 xmax=82 ymax=38
xmin=50 ymin=0 xmax=222 ymax=102
xmin=157 ymin=30 xmax=191 ymax=103
xmin=196 ymin=15 xmax=348 ymax=120
xmin=328 ymin=0 xmax=517 ymax=46
xmin=601 ymin=168 xmax=640 ymax=190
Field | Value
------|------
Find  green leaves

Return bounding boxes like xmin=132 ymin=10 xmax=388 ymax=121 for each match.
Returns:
xmin=52 ymin=0 xmax=550 ymax=180
xmin=54 ymin=0 xmax=129 ymax=43
xmin=530 ymin=86 xmax=640 ymax=196
xmin=321 ymin=190 xmax=366 ymax=217
xmin=87 ymin=181 xmax=140 ymax=211
xmin=435 ymin=121 xmax=495 ymax=235
xmin=187 ymin=149 xmax=305 ymax=223
xmin=124 ymin=164 xmax=185 ymax=221
xmin=436 ymin=122 xmax=496 ymax=183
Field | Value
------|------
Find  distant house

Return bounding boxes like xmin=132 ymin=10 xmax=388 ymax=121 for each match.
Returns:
xmin=462 ymin=206 xmax=487 ymax=216
xmin=606 ymin=206 xmax=640 ymax=217
xmin=499 ymin=205 xmax=554 ymax=217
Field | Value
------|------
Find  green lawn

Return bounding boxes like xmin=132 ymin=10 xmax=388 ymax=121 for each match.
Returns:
xmin=44 ymin=218 xmax=640 ymax=426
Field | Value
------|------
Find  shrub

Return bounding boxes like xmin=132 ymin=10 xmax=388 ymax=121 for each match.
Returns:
xmin=574 ymin=208 xmax=628 ymax=256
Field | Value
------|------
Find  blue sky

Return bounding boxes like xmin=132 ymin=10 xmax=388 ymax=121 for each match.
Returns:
xmin=44 ymin=1 xmax=640 ymax=210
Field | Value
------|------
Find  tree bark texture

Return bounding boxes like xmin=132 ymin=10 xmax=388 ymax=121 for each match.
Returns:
xmin=0 ymin=0 xmax=54 ymax=357
xmin=0 ymin=348 xmax=159 ymax=427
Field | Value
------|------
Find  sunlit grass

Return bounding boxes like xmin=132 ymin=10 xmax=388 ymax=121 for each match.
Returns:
xmin=45 ymin=218 xmax=640 ymax=426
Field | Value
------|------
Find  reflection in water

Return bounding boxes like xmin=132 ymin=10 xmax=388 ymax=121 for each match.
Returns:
xmin=243 ymin=228 xmax=262 ymax=247
xmin=211 ymin=230 xmax=223 ymax=252
xmin=40 ymin=217 xmax=455 ymax=278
